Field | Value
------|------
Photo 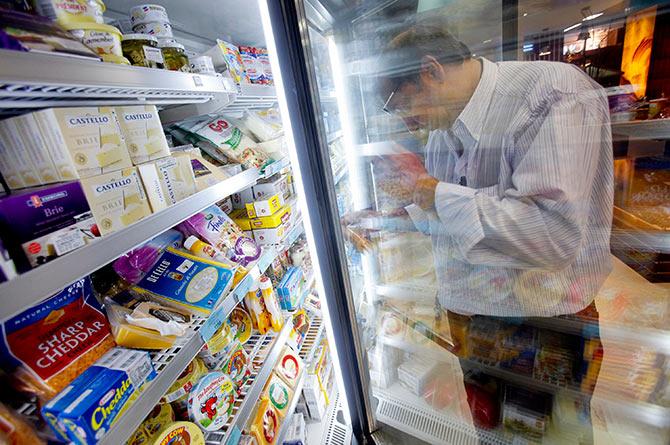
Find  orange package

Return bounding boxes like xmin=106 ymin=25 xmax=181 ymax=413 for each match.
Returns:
xmin=0 ymin=277 xmax=115 ymax=402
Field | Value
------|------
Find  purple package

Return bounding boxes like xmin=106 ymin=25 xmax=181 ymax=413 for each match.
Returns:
xmin=113 ymin=229 xmax=183 ymax=284
xmin=179 ymin=204 xmax=261 ymax=267
xmin=0 ymin=181 xmax=100 ymax=272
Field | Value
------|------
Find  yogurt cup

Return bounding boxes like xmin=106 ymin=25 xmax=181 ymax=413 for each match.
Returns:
xmin=130 ymin=4 xmax=170 ymax=26
xmin=65 ymin=22 xmax=130 ymax=64
xmin=133 ymin=21 xmax=173 ymax=38
xmin=190 ymin=55 xmax=216 ymax=75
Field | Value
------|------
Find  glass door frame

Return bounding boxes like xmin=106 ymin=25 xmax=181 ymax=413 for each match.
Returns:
xmin=264 ymin=0 xmax=376 ymax=442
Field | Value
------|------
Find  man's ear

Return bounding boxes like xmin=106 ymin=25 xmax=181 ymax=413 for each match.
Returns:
xmin=420 ymin=55 xmax=445 ymax=84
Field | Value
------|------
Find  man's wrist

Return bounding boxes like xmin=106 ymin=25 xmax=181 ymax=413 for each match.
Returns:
xmin=413 ymin=175 xmax=439 ymax=209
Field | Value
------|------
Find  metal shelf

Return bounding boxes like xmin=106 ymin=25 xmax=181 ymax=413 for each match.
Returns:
xmin=204 ymin=315 xmax=294 ymax=445
xmin=0 ymin=49 xmax=236 ymax=111
xmin=159 ymin=83 xmax=277 ymax=123
xmin=274 ymin=372 xmax=306 ymax=445
xmin=611 ymin=118 xmax=670 ymax=140
xmin=373 ymin=382 xmax=508 ymax=445
xmin=0 ymin=168 xmax=258 ymax=321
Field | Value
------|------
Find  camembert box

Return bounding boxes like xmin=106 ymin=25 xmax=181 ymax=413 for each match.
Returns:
xmin=0 ymin=118 xmax=40 ymax=188
xmin=81 ymin=167 xmax=152 ymax=235
xmin=114 ymin=105 xmax=171 ymax=165
xmin=11 ymin=114 xmax=61 ymax=184
xmin=35 ymin=107 xmax=133 ymax=178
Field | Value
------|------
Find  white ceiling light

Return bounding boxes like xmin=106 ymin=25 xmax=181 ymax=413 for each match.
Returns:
xmin=564 ymin=23 xmax=581 ymax=32
xmin=583 ymin=12 xmax=603 ymax=21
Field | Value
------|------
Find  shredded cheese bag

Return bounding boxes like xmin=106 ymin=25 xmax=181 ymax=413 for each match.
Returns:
xmin=0 ymin=277 xmax=115 ymax=402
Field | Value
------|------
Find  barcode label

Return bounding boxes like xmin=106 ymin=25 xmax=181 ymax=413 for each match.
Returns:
xmin=52 ymin=229 xmax=86 ymax=256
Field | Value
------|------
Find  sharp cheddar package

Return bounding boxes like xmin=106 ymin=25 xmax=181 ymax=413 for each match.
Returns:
xmin=0 ymin=277 xmax=115 ymax=402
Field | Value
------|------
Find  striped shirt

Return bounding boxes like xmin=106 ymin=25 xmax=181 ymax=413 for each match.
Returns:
xmin=409 ymin=58 xmax=614 ymax=317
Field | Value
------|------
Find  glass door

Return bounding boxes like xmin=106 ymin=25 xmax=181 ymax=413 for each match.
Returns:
xmin=270 ymin=0 xmax=670 ymax=444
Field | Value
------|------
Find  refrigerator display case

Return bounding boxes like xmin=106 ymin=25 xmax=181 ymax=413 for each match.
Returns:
xmin=266 ymin=0 xmax=670 ymax=444
xmin=0 ymin=2 xmax=349 ymax=445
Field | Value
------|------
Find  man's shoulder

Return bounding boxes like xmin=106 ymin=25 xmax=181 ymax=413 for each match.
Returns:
xmin=495 ymin=60 xmax=596 ymax=96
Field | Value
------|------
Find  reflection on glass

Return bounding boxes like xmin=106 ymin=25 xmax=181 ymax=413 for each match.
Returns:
xmin=308 ymin=1 xmax=670 ymax=444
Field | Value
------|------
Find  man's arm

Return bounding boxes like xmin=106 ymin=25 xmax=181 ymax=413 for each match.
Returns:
xmin=432 ymin=94 xmax=611 ymax=270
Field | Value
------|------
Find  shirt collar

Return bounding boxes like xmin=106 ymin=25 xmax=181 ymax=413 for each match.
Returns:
xmin=454 ymin=58 xmax=497 ymax=141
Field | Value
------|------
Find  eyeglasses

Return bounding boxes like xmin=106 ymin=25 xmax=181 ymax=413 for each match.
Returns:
xmin=381 ymin=80 xmax=415 ymax=116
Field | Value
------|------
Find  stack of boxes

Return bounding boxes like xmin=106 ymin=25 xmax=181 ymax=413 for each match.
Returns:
xmin=0 ymin=105 xmax=198 ymax=272
xmin=229 ymin=172 xmax=295 ymax=245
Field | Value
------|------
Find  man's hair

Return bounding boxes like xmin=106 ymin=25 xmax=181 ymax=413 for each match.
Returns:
xmin=377 ymin=15 xmax=472 ymax=96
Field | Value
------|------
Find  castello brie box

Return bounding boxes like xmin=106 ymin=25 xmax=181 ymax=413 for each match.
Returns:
xmin=34 ymin=107 xmax=133 ymax=178
xmin=114 ymin=105 xmax=171 ymax=165
xmin=0 ymin=181 xmax=100 ymax=272
xmin=80 ymin=167 xmax=152 ymax=236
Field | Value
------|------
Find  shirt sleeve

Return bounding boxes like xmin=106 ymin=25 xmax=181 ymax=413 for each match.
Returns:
xmin=434 ymin=93 xmax=611 ymax=270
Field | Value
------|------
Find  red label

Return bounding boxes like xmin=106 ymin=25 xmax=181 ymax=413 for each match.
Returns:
xmin=30 ymin=195 xmax=42 ymax=208
xmin=207 ymin=119 xmax=229 ymax=133
xmin=27 ymin=242 xmax=41 ymax=254
xmin=5 ymin=299 xmax=110 ymax=381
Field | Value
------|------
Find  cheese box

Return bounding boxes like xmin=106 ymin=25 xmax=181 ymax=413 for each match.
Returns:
xmin=249 ymin=205 xmax=291 ymax=230
xmin=263 ymin=373 xmax=294 ymax=418
xmin=0 ymin=118 xmax=40 ymax=188
xmin=12 ymin=114 xmax=60 ymax=184
xmin=230 ymin=208 xmax=251 ymax=231
xmin=220 ymin=196 xmax=233 ymax=214
xmin=114 ymin=105 xmax=170 ymax=165
xmin=32 ymin=111 xmax=80 ymax=182
xmin=253 ymin=173 xmax=291 ymax=201
xmin=59 ymin=368 xmax=135 ymax=444
xmin=137 ymin=162 xmax=169 ymax=212
xmin=80 ymin=167 xmax=152 ymax=235
xmin=35 ymin=107 xmax=132 ymax=178
xmin=252 ymin=225 xmax=286 ymax=245
xmin=245 ymin=194 xmax=284 ymax=218
xmin=0 ymin=129 xmax=24 ymax=190
xmin=0 ymin=181 xmax=100 ymax=272
xmin=134 ymin=247 xmax=235 ymax=315
xmin=231 ymin=187 xmax=254 ymax=209
xmin=154 ymin=155 xmax=198 ymax=205
xmin=170 ymin=145 xmax=230 ymax=192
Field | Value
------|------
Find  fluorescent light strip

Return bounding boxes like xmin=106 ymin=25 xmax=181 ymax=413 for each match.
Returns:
xmin=257 ymin=0 xmax=351 ymax=424
xmin=564 ymin=23 xmax=581 ymax=32
xmin=583 ymin=12 xmax=603 ymax=21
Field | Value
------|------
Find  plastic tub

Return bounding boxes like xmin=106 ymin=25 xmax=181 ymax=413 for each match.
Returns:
xmin=190 ymin=55 xmax=216 ymax=75
xmin=64 ymin=22 xmax=129 ymax=64
xmin=130 ymin=4 xmax=169 ymax=26
xmin=37 ymin=0 xmax=105 ymax=26
xmin=132 ymin=20 xmax=173 ymax=38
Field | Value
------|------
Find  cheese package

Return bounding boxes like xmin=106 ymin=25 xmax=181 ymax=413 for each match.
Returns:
xmin=0 ymin=181 xmax=100 ymax=272
xmin=263 ymin=373 xmax=294 ymax=418
xmin=151 ymin=422 xmax=205 ymax=445
xmin=180 ymin=204 xmax=261 ymax=267
xmin=0 ymin=277 xmax=115 ymax=402
xmin=114 ymin=105 xmax=170 ymax=165
xmin=221 ymin=343 xmax=251 ymax=392
xmin=80 ymin=167 xmax=152 ymax=235
xmin=249 ymin=398 xmax=281 ymax=445
xmin=232 ymin=188 xmax=254 ymax=209
xmin=154 ymin=155 xmax=198 ymax=205
xmin=137 ymin=162 xmax=169 ymax=212
xmin=188 ymin=371 xmax=235 ymax=431
xmin=171 ymin=145 xmax=230 ymax=191
xmin=275 ymin=346 xmax=303 ymax=388
xmin=253 ymin=174 xmax=291 ymax=201
xmin=253 ymin=225 xmax=287 ymax=245
xmin=35 ymin=107 xmax=132 ymax=178
xmin=0 ymin=118 xmax=40 ymax=188
xmin=245 ymin=194 xmax=284 ymax=218
xmin=134 ymin=247 xmax=235 ymax=315
xmin=11 ymin=114 xmax=60 ymax=184
xmin=43 ymin=348 xmax=155 ymax=444
xmin=249 ymin=205 xmax=291 ymax=230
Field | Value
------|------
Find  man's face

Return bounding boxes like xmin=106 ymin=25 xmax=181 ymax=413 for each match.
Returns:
xmin=383 ymin=62 xmax=464 ymax=132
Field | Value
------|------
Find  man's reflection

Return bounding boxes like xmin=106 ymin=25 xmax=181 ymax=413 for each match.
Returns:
xmin=369 ymin=15 xmax=613 ymax=438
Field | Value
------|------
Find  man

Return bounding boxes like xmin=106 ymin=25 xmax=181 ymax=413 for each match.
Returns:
xmin=371 ymin=15 xmax=612 ymax=432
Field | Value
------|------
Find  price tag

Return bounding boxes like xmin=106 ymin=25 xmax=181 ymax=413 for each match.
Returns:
xmin=143 ymin=46 xmax=164 ymax=64
xmin=52 ymin=230 xmax=86 ymax=256
xmin=193 ymin=75 xmax=203 ymax=87
xmin=225 ymin=426 xmax=241 ymax=445
xmin=200 ymin=305 xmax=228 ymax=342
